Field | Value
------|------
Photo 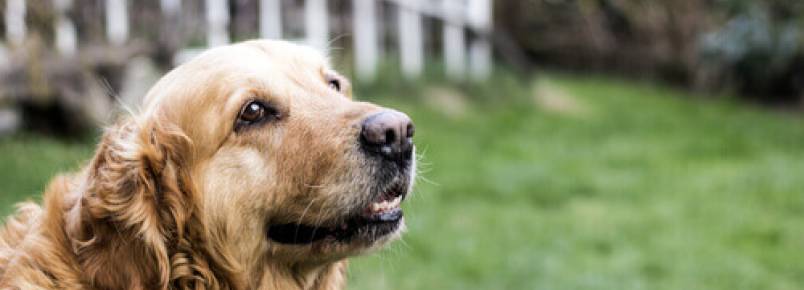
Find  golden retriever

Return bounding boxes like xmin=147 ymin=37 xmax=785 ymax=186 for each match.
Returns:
xmin=0 ymin=40 xmax=416 ymax=290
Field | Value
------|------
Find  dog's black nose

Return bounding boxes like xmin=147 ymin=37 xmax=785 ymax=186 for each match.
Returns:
xmin=361 ymin=110 xmax=414 ymax=162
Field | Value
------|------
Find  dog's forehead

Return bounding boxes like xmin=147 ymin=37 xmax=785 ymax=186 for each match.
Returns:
xmin=143 ymin=40 xmax=332 ymax=108
xmin=246 ymin=40 xmax=331 ymax=68
xmin=219 ymin=40 xmax=333 ymax=82
xmin=210 ymin=40 xmax=331 ymax=70
xmin=138 ymin=40 xmax=342 ymax=156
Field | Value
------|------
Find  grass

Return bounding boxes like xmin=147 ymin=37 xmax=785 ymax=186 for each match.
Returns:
xmin=0 ymin=135 xmax=95 ymax=215
xmin=2 ymin=72 xmax=804 ymax=290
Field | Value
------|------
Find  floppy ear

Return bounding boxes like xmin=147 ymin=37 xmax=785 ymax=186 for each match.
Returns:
xmin=69 ymin=115 xmax=241 ymax=290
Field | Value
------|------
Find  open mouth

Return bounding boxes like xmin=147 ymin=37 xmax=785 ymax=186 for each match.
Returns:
xmin=267 ymin=183 xmax=407 ymax=245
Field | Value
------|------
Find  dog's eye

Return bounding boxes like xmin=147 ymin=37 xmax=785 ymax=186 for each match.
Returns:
xmin=241 ymin=102 xmax=266 ymax=122
xmin=236 ymin=101 xmax=278 ymax=129
xmin=328 ymin=79 xmax=341 ymax=92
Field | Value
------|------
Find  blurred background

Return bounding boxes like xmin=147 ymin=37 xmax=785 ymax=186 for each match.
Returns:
xmin=1 ymin=0 xmax=803 ymax=289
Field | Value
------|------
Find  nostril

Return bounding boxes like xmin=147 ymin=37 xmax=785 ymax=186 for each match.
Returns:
xmin=384 ymin=129 xmax=396 ymax=146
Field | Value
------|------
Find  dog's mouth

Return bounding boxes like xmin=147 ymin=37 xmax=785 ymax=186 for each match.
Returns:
xmin=267 ymin=182 xmax=407 ymax=245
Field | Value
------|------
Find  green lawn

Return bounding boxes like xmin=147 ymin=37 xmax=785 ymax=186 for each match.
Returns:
xmin=2 ymin=74 xmax=804 ymax=290
xmin=0 ymin=135 xmax=95 ymax=214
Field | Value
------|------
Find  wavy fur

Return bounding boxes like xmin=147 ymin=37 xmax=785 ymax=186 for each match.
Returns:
xmin=0 ymin=40 xmax=407 ymax=290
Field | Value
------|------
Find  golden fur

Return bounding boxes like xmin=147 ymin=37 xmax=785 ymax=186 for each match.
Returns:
xmin=0 ymin=40 xmax=414 ymax=290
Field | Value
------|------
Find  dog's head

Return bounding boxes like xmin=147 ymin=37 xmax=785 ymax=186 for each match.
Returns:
xmin=75 ymin=40 xmax=415 ymax=288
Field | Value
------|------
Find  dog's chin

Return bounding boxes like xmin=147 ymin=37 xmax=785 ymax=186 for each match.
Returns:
xmin=265 ymin=181 xmax=408 ymax=253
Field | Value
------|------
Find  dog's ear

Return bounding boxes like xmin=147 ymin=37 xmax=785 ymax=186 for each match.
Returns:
xmin=69 ymin=114 xmax=240 ymax=289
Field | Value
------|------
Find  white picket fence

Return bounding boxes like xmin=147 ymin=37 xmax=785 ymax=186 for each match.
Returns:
xmin=2 ymin=0 xmax=492 ymax=81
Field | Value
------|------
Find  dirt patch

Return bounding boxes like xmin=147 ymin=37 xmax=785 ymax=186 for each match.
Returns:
xmin=532 ymin=78 xmax=590 ymax=117
xmin=423 ymin=86 xmax=469 ymax=118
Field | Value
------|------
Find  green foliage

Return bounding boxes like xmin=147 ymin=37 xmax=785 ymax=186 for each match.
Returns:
xmin=701 ymin=1 xmax=803 ymax=99
xmin=2 ymin=73 xmax=804 ymax=289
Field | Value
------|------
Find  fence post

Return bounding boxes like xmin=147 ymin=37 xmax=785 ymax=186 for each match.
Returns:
xmin=260 ymin=0 xmax=282 ymax=39
xmin=468 ymin=0 xmax=491 ymax=80
xmin=353 ymin=0 xmax=378 ymax=82
xmin=305 ymin=0 xmax=328 ymax=51
xmin=161 ymin=0 xmax=181 ymax=15
xmin=5 ymin=0 xmax=26 ymax=46
xmin=106 ymin=0 xmax=129 ymax=46
xmin=398 ymin=0 xmax=423 ymax=79
xmin=443 ymin=0 xmax=466 ymax=80
xmin=206 ymin=0 xmax=230 ymax=47
xmin=54 ymin=0 xmax=77 ymax=55
xmin=160 ymin=0 xmax=182 ymax=66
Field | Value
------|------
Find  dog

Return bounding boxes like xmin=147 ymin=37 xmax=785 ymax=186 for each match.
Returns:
xmin=0 ymin=40 xmax=416 ymax=290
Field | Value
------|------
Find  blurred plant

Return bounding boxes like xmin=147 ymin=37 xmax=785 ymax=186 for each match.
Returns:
xmin=700 ymin=1 xmax=803 ymax=102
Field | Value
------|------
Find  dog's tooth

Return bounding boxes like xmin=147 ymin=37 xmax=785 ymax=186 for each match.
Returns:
xmin=369 ymin=197 xmax=403 ymax=214
xmin=389 ymin=197 xmax=401 ymax=207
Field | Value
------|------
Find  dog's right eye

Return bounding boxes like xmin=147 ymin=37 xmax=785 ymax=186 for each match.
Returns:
xmin=241 ymin=102 xmax=265 ymax=122
xmin=236 ymin=101 xmax=278 ymax=129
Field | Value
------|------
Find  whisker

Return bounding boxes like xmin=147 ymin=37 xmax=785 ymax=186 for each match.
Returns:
xmin=416 ymin=175 xmax=439 ymax=186
xmin=303 ymin=182 xmax=329 ymax=189
xmin=327 ymin=33 xmax=349 ymax=48
xmin=396 ymin=236 xmax=412 ymax=252
xmin=296 ymin=196 xmax=319 ymax=228
xmin=308 ymin=209 xmax=328 ymax=251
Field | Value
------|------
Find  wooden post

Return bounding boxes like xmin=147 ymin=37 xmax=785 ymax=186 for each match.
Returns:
xmin=206 ymin=0 xmax=230 ymax=47
xmin=442 ymin=0 xmax=466 ymax=80
xmin=260 ymin=0 xmax=282 ymax=39
xmin=159 ymin=0 xmax=182 ymax=67
xmin=5 ymin=0 xmax=26 ymax=46
xmin=305 ymin=0 xmax=328 ymax=51
xmin=398 ymin=0 xmax=423 ymax=79
xmin=54 ymin=0 xmax=77 ymax=55
xmin=160 ymin=0 xmax=181 ymax=15
xmin=468 ymin=0 xmax=491 ymax=80
xmin=106 ymin=0 xmax=129 ymax=46
xmin=353 ymin=0 xmax=378 ymax=82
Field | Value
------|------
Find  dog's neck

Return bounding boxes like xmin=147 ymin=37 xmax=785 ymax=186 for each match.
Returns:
xmin=253 ymin=260 xmax=348 ymax=290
